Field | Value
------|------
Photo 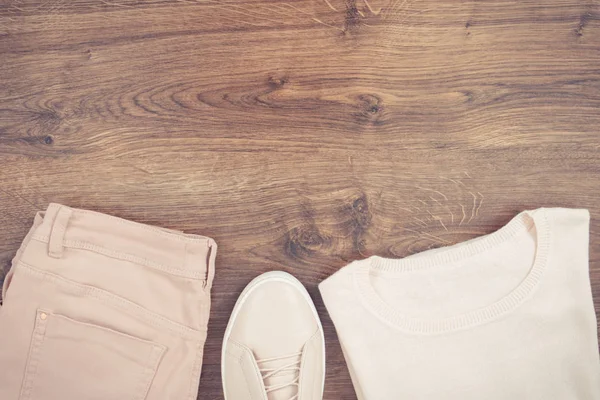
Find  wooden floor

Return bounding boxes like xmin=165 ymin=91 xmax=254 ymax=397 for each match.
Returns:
xmin=1 ymin=0 xmax=599 ymax=398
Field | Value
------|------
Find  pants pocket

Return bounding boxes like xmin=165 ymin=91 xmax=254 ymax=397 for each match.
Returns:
xmin=19 ymin=309 xmax=166 ymax=400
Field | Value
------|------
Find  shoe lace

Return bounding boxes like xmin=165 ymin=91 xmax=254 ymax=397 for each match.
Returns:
xmin=256 ymin=352 xmax=302 ymax=400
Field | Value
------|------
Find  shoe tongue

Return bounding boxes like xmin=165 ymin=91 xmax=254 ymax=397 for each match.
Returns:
xmin=260 ymin=352 xmax=302 ymax=400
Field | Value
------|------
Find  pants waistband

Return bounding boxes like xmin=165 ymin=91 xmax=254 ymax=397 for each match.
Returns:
xmin=30 ymin=203 xmax=217 ymax=285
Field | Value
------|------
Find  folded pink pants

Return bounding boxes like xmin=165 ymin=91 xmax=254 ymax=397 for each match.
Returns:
xmin=0 ymin=203 xmax=217 ymax=400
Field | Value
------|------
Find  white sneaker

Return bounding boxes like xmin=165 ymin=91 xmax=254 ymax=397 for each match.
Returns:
xmin=222 ymin=271 xmax=325 ymax=400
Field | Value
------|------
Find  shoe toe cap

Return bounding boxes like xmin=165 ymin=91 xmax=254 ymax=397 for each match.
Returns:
xmin=230 ymin=278 xmax=319 ymax=359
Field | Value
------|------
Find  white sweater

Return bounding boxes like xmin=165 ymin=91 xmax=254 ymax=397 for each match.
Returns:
xmin=320 ymin=208 xmax=600 ymax=399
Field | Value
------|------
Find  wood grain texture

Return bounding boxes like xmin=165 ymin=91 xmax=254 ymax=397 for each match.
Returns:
xmin=1 ymin=0 xmax=599 ymax=398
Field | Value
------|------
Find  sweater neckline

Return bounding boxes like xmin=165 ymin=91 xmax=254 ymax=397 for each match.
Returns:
xmin=354 ymin=209 xmax=551 ymax=335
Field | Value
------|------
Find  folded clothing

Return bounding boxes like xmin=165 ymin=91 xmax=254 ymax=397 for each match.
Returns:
xmin=320 ymin=208 xmax=600 ymax=399
xmin=0 ymin=203 xmax=217 ymax=400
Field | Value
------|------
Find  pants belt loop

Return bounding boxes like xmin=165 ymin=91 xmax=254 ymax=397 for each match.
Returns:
xmin=205 ymin=239 xmax=217 ymax=289
xmin=184 ymin=239 xmax=218 ymax=288
xmin=48 ymin=206 xmax=73 ymax=259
